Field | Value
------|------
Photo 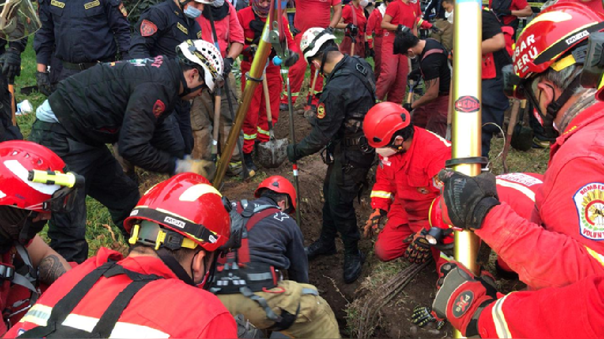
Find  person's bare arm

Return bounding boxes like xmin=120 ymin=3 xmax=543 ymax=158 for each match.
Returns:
xmin=412 ymin=78 xmax=439 ymax=108
xmin=227 ymin=42 xmax=243 ymax=59
xmin=381 ymin=14 xmax=398 ymax=31
xmin=481 ymin=32 xmax=505 ymax=54
xmin=512 ymin=5 xmax=532 ymax=18
xmin=27 ymin=235 xmax=71 ymax=285
xmin=329 ymin=4 xmax=343 ymax=29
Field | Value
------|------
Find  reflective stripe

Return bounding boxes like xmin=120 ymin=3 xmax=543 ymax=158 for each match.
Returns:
xmin=496 ymin=179 xmax=536 ymax=202
xmin=301 ymin=287 xmax=318 ymax=296
xmin=244 ymin=133 xmax=257 ymax=140
xmin=257 ymin=127 xmax=269 ymax=136
xmin=370 ymin=191 xmax=393 ymax=200
xmin=584 ymin=246 xmax=604 ymax=267
xmin=425 ymin=130 xmax=452 ymax=147
xmin=491 ymin=293 xmax=513 ymax=338
xmin=20 ymin=304 xmax=170 ymax=338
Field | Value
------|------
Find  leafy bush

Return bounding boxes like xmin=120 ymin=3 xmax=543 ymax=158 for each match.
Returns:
xmin=123 ymin=0 xmax=162 ymax=30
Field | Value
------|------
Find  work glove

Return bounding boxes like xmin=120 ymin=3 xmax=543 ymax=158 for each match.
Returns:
xmin=403 ymin=102 xmax=412 ymax=112
xmin=174 ymin=156 xmax=216 ymax=180
xmin=286 ymin=144 xmax=297 ymax=163
xmin=438 ymin=169 xmax=500 ymax=231
xmin=396 ymin=24 xmax=411 ymax=35
xmin=0 ymin=48 xmax=21 ymax=82
xmin=408 ymin=68 xmax=422 ymax=84
xmin=411 ymin=305 xmax=446 ymax=330
xmin=36 ymin=71 xmax=53 ymax=96
xmin=346 ymin=23 xmax=358 ymax=38
xmin=244 ymin=45 xmax=258 ymax=59
xmin=432 ymin=261 xmax=499 ymax=337
xmin=325 ymin=26 xmax=335 ymax=34
xmin=363 ymin=208 xmax=387 ymax=238
xmin=283 ymin=51 xmax=299 ymax=67
xmin=120 ymin=50 xmax=130 ymax=61
xmin=403 ymin=229 xmax=432 ymax=264
xmin=430 ymin=25 xmax=442 ymax=34
xmin=223 ymin=57 xmax=234 ymax=76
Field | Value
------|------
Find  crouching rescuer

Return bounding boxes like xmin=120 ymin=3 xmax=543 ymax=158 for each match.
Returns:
xmin=210 ymin=176 xmax=341 ymax=338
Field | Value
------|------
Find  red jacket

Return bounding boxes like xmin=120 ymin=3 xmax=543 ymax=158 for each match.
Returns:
xmin=5 ymin=248 xmax=237 ymax=338
xmin=496 ymin=172 xmax=543 ymax=220
xmin=366 ymin=4 xmax=384 ymax=38
xmin=342 ymin=3 xmax=367 ymax=36
xmin=197 ymin=1 xmax=244 ymax=57
xmin=294 ymin=0 xmax=341 ymax=34
xmin=370 ymin=127 xmax=451 ymax=228
xmin=477 ymin=101 xmax=604 ymax=290
xmin=477 ymin=274 xmax=604 ymax=338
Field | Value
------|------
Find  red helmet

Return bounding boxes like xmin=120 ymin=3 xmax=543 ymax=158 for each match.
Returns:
xmin=0 ymin=140 xmax=67 ymax=212
xmin=255 ymin=175 xmax=297 ymax=212
xmin=428 ymin=196 xmax=451 ymax=230
xmin=513 ymin=2 xmax=604 ymax=80
xmin=124 ymin=173 xmax=230 ymax=252
xmin=363 ymin=102 xmax=411 ymax=148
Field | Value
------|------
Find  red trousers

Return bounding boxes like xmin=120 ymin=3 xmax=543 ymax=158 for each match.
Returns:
xmin=339 ymin=35 xmax=366 ymax=58
xmin=374 ymin=202 xmax=448 ymax=271
xmin=241 ymin=61 xmax=282 ymax=154
xmin=375 ymin=33 xmax=408 ymax=104
xmin=373 ymin=35 xmax=383 ymax=80
xmin=411 ymin=94 xmax=449 ymax=138
xmin=280 ymin=33 xmax=323 ymax=106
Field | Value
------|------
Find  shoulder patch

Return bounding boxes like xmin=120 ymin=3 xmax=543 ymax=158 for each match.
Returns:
xmin=118 ymin=2 xmax=128 ymax=17
xmin=152 ymin=99 xmax=166 ymax=117
xmin=316 ymin=103 xmax=326 ymax=119
xmin=574 ymin=183 xmax=604 ymax=240
xmin=140 ymin=19 xmax=158 ymax=37
xmin=177 ymin=22 xmax=188 ymax=35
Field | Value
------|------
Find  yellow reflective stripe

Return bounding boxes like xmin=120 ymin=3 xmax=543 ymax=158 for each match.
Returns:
xmin=584 ymin=246 xmax=604 ymax=267
xmin=257 ymin=127 xmax=269 ymax=136
xmin=243 ymin=133 xmax=257 ymax=140
xmin=370 ymin=191 xmax=393 ymax=200
xmin=491 ymin=293 xmax=513 ymax=338
xmin=496 ymin=178 xmax=536 ymax=202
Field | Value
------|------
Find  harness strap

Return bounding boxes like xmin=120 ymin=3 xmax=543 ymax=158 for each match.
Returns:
xmin=301 ymin=287 xmax=318 ymax=296
xmin=240 ymin=286 xmax=281 ymax=322
xmin=13 ymin=244 xmax=38 ymax=301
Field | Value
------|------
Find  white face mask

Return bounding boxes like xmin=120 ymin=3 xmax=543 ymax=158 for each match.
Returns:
xmin=445 ymin=10 xmax=453 ymax=24
xmin=360 ymin=0 xmax=369 ymax=7
xmin=376 ymin=147 xmax=397 ymax=158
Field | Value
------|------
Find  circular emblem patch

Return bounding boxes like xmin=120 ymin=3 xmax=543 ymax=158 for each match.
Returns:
xmin=317 ymin=103 xmax=326 ymax=119
xmin=574 ymin=183 xmax=604 ymax=240
xmin=452 ymin=291 xmax=474 ymax=318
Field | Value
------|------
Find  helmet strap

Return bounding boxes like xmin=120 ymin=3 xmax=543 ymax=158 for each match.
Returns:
xmin=179 ymin=69 xmax=206 ymax=98
xmin=543 ymin=74 xmax=582 ymax=138
xmin=157 ymin=247 xmax=196 ymax=286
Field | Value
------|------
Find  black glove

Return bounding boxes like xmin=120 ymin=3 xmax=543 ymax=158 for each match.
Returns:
xmin=292 ymin=27 xmax=302 ymax=37
xmin=438 ymin=170 xmax=500 ymax=230
xmin=325 ymin=26 xmax=335 ymax=34
xmin=286 ymin=144 xmax=297 ymax=163
xmin=411 ymin=305 xmax=446 ymax=329
xmin=36 ymin=71 xmax=53 ymax=96
xmin=283 ymin=51 xmax=299 ymax=67
xmin=430 ymin=25 xmax=442 ymax=34
xmin=250 ymin=17 xmax=264 ymax=44
xmin=120 ymin=50 xmax=130 ymax=61
xmin=403 ymin=102 xmax=412 ymax=112
xmin=0 ymin=48 xmax=21 ymax=82
xmin=397 ymin=24 xmax=410 ymax=34
xmin=223 ymin=57 xmax=234 ymax=76
xmin=346 ymin=23 xmax=358 ymax=37
xmin=244 ymin=45 xmax=258 ymax=58
xmin=403 ymin=229 xmax=432 ymax=264
xmin=364 ymin=42 xmax=370 ymax=55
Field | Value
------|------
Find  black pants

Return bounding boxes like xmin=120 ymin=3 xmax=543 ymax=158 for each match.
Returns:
xmin=29 ymin=120 xmax=140 ymax=263
xmin=320 ymin=150 xmax=370 ymax=254
xmin=481 ymin=77 xmax=509 ymax=158
xmin=174 ymin=100 xmax=193 ymax=155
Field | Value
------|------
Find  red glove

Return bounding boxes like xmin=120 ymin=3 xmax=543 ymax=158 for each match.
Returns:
xmin=403 ymin=229 xmax=432 ymax=264
xmin=432 ymin=262 xmax=499 ymax=337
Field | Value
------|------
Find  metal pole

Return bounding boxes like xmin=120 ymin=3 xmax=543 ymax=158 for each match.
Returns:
xmin=213 ymin=0 xmax=277 ymax=188
xmin=451 ymin=0 xmax=482 ymax=336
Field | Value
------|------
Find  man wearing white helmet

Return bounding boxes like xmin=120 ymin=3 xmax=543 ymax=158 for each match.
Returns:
xmin=28 ymin=39 xmax=223 ymax=264
xmin=287 ymin=27 xmax=376 ymax=284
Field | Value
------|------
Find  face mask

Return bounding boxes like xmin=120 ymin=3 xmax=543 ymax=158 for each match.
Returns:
xmin=376 ymin=147 xmax=397 ymax=158
xmin=211 ymin=0 xmax=225 ymax=7
xmin=184 ymin=5 xmax=202 ymax=19
xmin=360 ymin=0 xmax=369 ymax=7
xmin=445 ymin=10 xmax=453 ymax=24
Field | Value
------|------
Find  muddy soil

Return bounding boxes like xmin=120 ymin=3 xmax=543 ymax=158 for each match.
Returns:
xmin=217 ymin=109 xmax=452 ymax=338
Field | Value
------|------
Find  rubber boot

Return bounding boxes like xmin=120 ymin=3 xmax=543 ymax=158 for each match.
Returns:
xmin=343 ymin=249 xmax=365 ymax=284
xmin=243 ymin=152 xmax=258 ymax=174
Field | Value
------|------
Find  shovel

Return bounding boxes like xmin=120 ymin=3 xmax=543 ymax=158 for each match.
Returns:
xmin=257 ymin=73 xmax=288 ymax=168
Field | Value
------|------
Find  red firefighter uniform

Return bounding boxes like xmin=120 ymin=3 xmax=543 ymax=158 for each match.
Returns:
xmin=279 ymin=0 xmax=341 ymax=107
xmin=475 ymin=274 xmax=604 ymax=338
xmin=238 ymin=7 xmax=295 ymax=154
xmin=366 ymin=4 xmax=385 ymax=79
xmin=6 ymin=248 xmax=237 ymax=338
xmin=376 ymin=0 xmax=416 ymax=103
xmin=339 ymin=2 xmax=367 ymax=58
xmin=371 ymin=127 xmax=451 ymax=262
xmin=475 ymin=101 xmax=604 ymax=290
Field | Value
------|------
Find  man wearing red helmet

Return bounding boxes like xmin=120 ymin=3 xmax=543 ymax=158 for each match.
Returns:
xmin=6 ymin=173 xmax=237 ymax=338
xmin=211 ymin=175 xmax=340 ymax=337
xmin=362 ymin=102 xmax=451 ymax=265
xmin=429 ymin=3 xmax=604 ymax=336
xmin=0 ymin=141 xmax=74 ymax=335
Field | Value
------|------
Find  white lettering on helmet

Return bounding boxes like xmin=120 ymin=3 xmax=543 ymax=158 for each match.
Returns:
xmin=565 ymin=30 xmax=589 ymax=46
xmin=130 ymin=209 xmax=139 ymax=216
xmin=164 ymin=216 xmax=186 ymax=229
xmin=208 ymin=234 xmax=217 ymax=243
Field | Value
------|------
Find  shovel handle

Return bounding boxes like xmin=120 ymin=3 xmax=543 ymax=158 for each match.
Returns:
xmin=306 ymin=69 xmax=319 ymax=109
xmin=212 ymin=91 xmax=222 ymax=162
xmin=9 ymin=84 xmax=15 ymax=126
xmin=262 ymin=75 xmax=273 ymax=132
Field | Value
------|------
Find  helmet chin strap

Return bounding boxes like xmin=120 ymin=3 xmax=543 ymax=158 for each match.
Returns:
xmin=543 ymin=75 xmax=582 ymax=138
xmin=179 ymin=71 xmax=205 ymax=98
xmin=319 ymin=46 xmax=339 ymax=76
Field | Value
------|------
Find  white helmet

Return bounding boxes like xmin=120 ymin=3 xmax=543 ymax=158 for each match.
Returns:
xmin=176 ymin=39 xmax=224 ymax=92
xmin=197 ymin=0 xmax=225 ymax=6
xmin=300 ymin=27 xmax=337 ymax=62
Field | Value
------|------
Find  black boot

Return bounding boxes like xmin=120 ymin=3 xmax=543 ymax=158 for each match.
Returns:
xmin=343 ymin=250 xmax=365 ymax=284
xmin=305 ymin=238 xmax=336 ymax=261
xmin=243 ymin=152 xmax=258 ymax=173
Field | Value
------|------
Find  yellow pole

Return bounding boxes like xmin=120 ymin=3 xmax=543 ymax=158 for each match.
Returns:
xmin=451 ymin=0 xmax=482 ymax=336
xmin=212 ymin=1 xmax=277 ymax=188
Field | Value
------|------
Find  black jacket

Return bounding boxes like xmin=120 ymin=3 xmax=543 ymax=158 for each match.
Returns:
xmin=129 ymin=0 xmax=202 ymax=59
xmin=48 ymin=57 xmax=183 ymax=174
xmin=291 ymin=55 xmax=376 ymax=168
